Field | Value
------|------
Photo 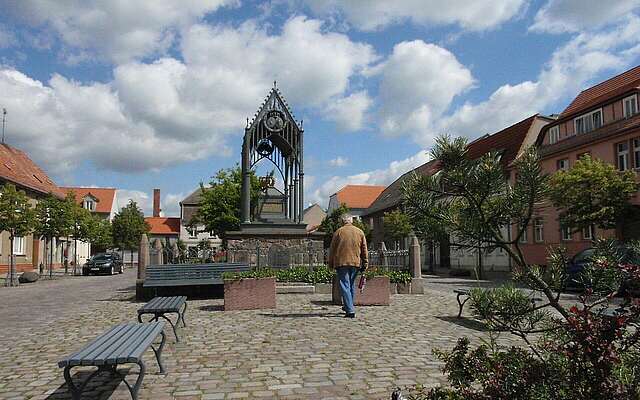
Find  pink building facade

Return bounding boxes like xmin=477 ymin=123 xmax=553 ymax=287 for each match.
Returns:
xmin=518 ymin=65 xmax=640 ymax=266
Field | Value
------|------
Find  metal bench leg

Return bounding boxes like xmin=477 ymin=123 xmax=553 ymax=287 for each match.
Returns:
xmin=63 ymin=365 xmax=109 ymax=400
xmin=151 ymin=330 xmax=166 ymax=374
xmin=180 ymin=302 xmax=187 ymax=327
xmin=119 ymin=361 xmax=146 ymax=400
xmin=158 ymin=313 xmax=180 ymax=342
xmin=456 ymin=293 xmax=470 ymax=318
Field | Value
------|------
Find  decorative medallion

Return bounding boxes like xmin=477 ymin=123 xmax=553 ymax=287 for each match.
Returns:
xmin=256 ymin=139 xmax=274 ymax=157
xmin=259 ymin=175 xmax=276 ymax=191
xmin=263 ymin=110 xmax=286 ymax=133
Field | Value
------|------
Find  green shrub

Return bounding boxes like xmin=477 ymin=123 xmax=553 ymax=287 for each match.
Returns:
xmin=222 ymin=268 xmax=276 ymax=280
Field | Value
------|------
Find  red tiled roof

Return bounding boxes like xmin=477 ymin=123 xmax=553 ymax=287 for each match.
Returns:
xmin=466 ymin=114 xmax=539 ymax=167
xmin=0 ymin=143 xmax=64 ymax=198
xmin=61 ymin=187 xmax=116 ymax=214
xmin=561 ymin=65 xmax=640 ymax=118
xmin=145 ymin=217 xmax=180 ymax=235
xmin=335 ymin=185 xmax=386 ymax=209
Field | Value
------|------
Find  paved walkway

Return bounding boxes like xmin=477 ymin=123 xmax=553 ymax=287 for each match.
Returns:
xmin=0 ymin=271 xmax=525 ymax=399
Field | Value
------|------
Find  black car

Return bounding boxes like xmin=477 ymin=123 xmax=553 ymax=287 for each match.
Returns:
xmin=82 ymin=253 xmax=123 ymax=276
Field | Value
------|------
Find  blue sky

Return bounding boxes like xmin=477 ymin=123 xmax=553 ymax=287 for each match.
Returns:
xmin=1 ymin=0 xmax=639 ymax=216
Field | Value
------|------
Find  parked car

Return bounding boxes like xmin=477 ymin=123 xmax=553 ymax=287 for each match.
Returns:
xmin=82 ymin=253 xmax=123 ymax=276
xmin=566 ymin=245 xmax=640 ymax=292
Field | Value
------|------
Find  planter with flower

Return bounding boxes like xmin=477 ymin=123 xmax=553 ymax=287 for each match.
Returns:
xmin=223 ymin=268 xmax=276 ymax=311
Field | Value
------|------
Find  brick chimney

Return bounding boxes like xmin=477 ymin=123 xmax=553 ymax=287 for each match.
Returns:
xmin=153 ymin=189 xmax=161 ymax=217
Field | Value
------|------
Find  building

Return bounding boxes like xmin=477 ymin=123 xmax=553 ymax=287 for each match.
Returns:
xmin=327 ymin=185 xmax=385 ymax=221
xmin=60 ymin=187 xmax=118 ymax=266
xmin=179 ymin=187 xmax=222 ymax=257
xmin=363 ymin=114 xmax=552 ymax=274
xmin=522 ymin=65 xmax=640 ymax=265
xmin=302 ymin=203 xmax=326 ymax=232
xmin=0 ymin=143 xmax=65 ymax=274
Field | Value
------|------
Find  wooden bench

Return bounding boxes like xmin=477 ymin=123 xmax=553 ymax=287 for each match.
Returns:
xmin=143 ymin=263 xmax=250 ymax=288
xmin=138 ymin=296 xmax=187 ymax=342
xmin=58 ymin=322 xmax=166 ymax=400
xmin=454 ymin=289 xmax=542 ymax=318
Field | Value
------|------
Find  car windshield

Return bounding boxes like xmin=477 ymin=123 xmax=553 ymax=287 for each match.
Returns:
xmin=91 ymin=254 xmax=112 ymax=261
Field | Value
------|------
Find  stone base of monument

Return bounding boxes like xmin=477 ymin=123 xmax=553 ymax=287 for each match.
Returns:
xmin=397 ymin=282 xmax=411 ymax=294
xmin=410 ymin=278 xmax=425 ymax=294
xmin=224 ymin=277 xmax=276 ymax=311
xmin=332 ymin=275 xmax=390 ymax=306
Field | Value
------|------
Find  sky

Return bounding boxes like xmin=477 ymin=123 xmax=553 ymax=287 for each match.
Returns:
xmin=1 ymin=0 xmax=640 ymax=217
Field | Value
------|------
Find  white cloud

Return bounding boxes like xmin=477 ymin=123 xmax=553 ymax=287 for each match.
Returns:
xmin=7 ymin=0 xmax=237 ymax=63
xmin=0 ymin=24 xmax=16 ymax=48
xmin=328 ymin=156 xmax=349 ymax=167
xmin=0 ymin=16 xmax=376 ymax=177
xmin=531 ymin=0 xmax=640 ymax=33
xmin=323 ymin=91 xmax=372 ymax=132
xmin=161 ymin=192 xmax=186 ymax=217
xmin=432 ymin=15 xmax=640 ymax=142
xmin=309 ymin=150 xmax=429 ymax=207
xmin=298 ymin=0 xmax=527 ymax=31
xmin=115 ymin=189 xmax=150 ymax=215
xmin=374 ymin=40 xmax=474 ymax=142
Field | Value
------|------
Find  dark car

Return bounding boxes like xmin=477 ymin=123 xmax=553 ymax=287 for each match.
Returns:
xmin=566 ymin=245 xmax=640 ymax=290
xmin=82 ymin=253 xmax=123 ymax=276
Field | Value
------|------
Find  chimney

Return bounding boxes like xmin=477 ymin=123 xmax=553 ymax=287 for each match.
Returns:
xmin=153 ymin=189 xmax=161 ymax=217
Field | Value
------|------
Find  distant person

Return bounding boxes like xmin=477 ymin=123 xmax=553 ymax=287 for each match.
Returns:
xmin=328 ymin=215 xmax=368 ymax=318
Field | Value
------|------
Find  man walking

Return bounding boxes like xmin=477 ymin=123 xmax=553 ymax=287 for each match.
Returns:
xmin=328 ymin=215 xmax=368 ymax=318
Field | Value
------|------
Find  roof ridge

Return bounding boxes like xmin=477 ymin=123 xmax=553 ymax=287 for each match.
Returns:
xmin=579 ymin=64 xmax=640 ymax=94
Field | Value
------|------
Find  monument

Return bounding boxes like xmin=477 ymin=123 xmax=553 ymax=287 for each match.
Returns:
xmin=226 ymin=83 xmax=324 ymax=267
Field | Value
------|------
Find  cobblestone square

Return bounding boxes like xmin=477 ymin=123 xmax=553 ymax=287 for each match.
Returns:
xmin=0 ymin=270 xmax=525 ymax=399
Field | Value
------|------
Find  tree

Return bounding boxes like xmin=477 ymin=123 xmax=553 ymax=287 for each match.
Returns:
xmin=34 ymin=193 xmax=72 ymax=278
xmin=65 ymin=192 xmax=93 ymax=275
xmin=88 ymin=217 xmax=113 ymax=253
xmin=401 ymin=136 xmax=640 ymax=399
xmin=383 ymin=209 xmax=412 ymax=248
xmin=549 ymin=155 xmax=637 ymax=232
xmin=318 ymin=204 xmax=371 ymax=247
xmin=197 ymin=238 xmax=211 ymax=262
xmin=112 ymin=200 xmax=149 ymax=268
xmin=197 ymin=166 xmax=260 ymax=244
xmin=0 ymin=184 xmax=35 ymax=286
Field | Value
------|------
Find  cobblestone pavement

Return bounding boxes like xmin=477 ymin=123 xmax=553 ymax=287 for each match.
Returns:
xmin=0 ymin=271 xmax=528 ymax=400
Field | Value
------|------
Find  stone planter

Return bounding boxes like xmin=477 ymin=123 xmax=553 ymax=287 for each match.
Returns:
xmin=315 ymin=283 xmax=332 ymax=294
xmin=332 ymin=275 xmax=390 ymax=306
xmin=224 ymin=277 xmax=276 ymax=311
xmin=396 ymin=282 xmax=411 ymax=294
xmin=389 ymin=283 xmax=397 ymax=295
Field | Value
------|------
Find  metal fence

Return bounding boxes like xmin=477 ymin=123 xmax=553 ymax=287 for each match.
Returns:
xmin=368 ymin=249 xmax=409 ymax=270
xmin=227 ymin=247 xmax=325 ymax=269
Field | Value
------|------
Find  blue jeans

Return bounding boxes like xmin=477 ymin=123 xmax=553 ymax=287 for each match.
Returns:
xmin=337 ymin=267 xmax=358 ymax=314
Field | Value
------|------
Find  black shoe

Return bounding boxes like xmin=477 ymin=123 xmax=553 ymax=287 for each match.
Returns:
xmin=344 ymin=312 xmax=355 ymax=318
xmin=341 ymin=306 xmax=348 ymax=313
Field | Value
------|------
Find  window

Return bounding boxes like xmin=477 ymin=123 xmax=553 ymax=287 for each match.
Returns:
xmin=557 ymin=158 xmax=569 ymax=171
xmin=518 ymin=225 xmax=528 ymax=243
xmin=534 ymin=218 xmax=544 ymax=243
xmin=617 ymin=141 xmax=630 ymax=171
xmin=83 ymin=199 xmax=95 ymax=211
xmin=561 ymin=226 xmax=572 ymax=241
xmin=634 ymin=139 xmax=640 ymax=169
xmin=13 ymin=236 xmax=25 ymax=255
xmin=624 ymin=94 xmax=638 ymax=118
xmin=574 ymin=109 xmax=603 ymax=134
xmin=583 ymin=225 xmax=595 ymax=240
xmin=549 ymin=126 xmax=560 ymax=144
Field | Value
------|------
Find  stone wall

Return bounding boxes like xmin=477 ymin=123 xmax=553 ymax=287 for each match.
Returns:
xmin=227 ymin=237 xmax=324 ymax=268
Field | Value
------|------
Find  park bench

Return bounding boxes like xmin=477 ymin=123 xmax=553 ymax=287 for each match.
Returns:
xmin=138 ymin=296 xmax=187 ymax=342
xmin=454 ymin=289 xmax=542 ymax=318
xmin=143 ymin=263 xmax=250 ymax=288
xmin=58 ymin=322 xmax=166 ymax=400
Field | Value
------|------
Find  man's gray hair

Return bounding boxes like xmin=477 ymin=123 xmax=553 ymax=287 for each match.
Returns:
xmin=341 ymin=214 xmax=353 ymax=224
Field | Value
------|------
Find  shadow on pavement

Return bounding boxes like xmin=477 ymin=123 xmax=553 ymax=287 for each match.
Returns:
xmin=46 ymin=367 xmax=131 ymax=400
xmin=199 ymin=304 xmax=224 ymax=312
xmin=259 ymin=312 xmax=344 ymax=318
xmin=436 ymin=316 xmax=490 ymax=332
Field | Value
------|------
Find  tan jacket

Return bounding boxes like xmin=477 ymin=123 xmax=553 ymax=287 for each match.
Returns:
xmin=328 ymin=223 xmax=368 ymax=269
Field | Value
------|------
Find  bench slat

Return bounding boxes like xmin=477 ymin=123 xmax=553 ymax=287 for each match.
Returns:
xmin=139 ymin=296 xmax=186 ymax=313
xmin=91 ymin=324 xmax=147 ymax=366
xmin=60 ymin=324 xmax=128 ymax=367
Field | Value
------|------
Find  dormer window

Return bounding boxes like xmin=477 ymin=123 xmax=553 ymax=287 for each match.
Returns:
xmin=548 ymin=126 xmax=560 ymax=144
xmin=623 ymin=94 xmax=638 ymax=118
xmin=83 ymin=198 xmax=96 ymax=211
xmin=574 ymin=109 xmax=603 ymax=134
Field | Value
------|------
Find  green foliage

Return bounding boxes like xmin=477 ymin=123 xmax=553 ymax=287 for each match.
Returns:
xmin=0 ymin=184 xmax=36 ymax=240
xmin=319 ymin=204 xmax=371 ymax=247
xmin=402 ymin=135 xmax=548 ymax=268
xmin=112 ymin=200 xmax=149 ymax=251
xmin=383 ymin=209 xmax=412 ymax=241
xmin=197 ymin=166 xmax=261 ymax=241
xmin=549 ymin=155 xmax=637 ymax=231
xmin=87 ymin=217 xmax=113 ymax=253
xmin=364 ymin=267 xmax=412 ymax=284
xmin=66 ymin=192 xmax=93 ymax=242
xmin=34 ymin=193 xmax=72 ymax=241
xmin=223 ymin=265 xmax=335 ymax=283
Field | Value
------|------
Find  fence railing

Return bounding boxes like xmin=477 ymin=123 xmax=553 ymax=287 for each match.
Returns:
xmin=368 ymin=249 xmax=409 ymax=270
